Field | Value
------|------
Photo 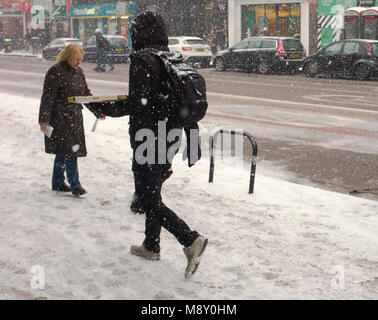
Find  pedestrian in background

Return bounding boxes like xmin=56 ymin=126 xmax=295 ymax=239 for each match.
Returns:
xmin=24 ymin=31 xmax=31 ymax=52
xmin=39 ymin=44 xmax=105 ymax=196
xmin=94 ymin=29 xmax=114 ymax=72
xmin=0 ymin=31 xmax=4 ymax=51
xmin=260 ymin=27 xmax=268 ymax=36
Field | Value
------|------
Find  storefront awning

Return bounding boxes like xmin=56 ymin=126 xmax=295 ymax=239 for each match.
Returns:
xmin=70 ymin=2 xmax=137 ymax=19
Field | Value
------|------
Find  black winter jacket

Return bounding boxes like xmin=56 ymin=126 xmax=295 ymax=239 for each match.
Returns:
xmin=95 ymin=33 xmax=109 ymax=50
xmin=99 ymin=11 xmax=200 ymax=165
xmin=39 ymin=60 xmax=102 ymax=157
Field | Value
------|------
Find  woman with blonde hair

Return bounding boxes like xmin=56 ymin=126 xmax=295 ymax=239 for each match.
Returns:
xmin=39 ymin=43 xmax=104 ymax=196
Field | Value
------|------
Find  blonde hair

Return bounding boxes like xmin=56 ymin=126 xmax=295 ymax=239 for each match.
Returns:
xmin=56 ymin=43 xmax=84 ymax=63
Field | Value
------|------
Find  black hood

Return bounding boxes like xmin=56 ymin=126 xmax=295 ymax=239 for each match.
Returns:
xmin=130 ymin=11 xmax=169 ymax=52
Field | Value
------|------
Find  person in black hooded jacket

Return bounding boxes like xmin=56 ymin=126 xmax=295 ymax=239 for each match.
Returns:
xmin=99 ymin=11 xmax=208 ymax=279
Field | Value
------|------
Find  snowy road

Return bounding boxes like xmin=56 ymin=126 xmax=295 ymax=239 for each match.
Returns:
xmin=0 ymin=56 xmax=378 ymax=200
xmin=0 ymin=53 xmax=377 ymax=300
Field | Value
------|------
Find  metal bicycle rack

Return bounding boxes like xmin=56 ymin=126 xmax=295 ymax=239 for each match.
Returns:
xmin=209 ymin=129 xmax=258 ymax=194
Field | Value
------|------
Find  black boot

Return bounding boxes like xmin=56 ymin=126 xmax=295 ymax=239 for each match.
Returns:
xmin=52 ymin=184 xmax=71 ymax=192
xmin=72 ymin=186 xmax=87 ymax=196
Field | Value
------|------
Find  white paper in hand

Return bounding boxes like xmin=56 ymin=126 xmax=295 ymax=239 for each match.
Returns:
xmin=43 ymin=125 xmax=54 ymax=138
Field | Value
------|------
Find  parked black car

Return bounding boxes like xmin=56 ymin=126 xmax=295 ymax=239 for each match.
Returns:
xmin=42 ymin=38 xmax=83 ymax=60
xmin=83 ymin=35 xmax=129 ymax=63
xmin=302 ymin=39 xmax=378 ymax=80
xmin=214 ymin=36 xmax=306 ymax=74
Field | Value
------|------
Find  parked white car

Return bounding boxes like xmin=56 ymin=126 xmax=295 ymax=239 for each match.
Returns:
xmin=168 ymin=36 xmax=212 ymax=67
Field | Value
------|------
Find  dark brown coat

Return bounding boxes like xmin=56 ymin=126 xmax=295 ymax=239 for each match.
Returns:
xmin=39 ymin=60 xmax=100 ymax=157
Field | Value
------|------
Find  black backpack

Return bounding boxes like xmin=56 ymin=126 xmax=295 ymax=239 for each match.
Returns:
xmin=143 ymin=49 xmax=208 ymax=127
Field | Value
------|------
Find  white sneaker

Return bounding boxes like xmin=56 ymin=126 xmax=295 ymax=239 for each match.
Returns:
xmin=183 ymin=236 xmax=208 ymax=279
xmin=130 ymin=244 xmax=160 ymax=261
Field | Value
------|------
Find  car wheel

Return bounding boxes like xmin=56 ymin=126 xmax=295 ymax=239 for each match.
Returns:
xmin=215 ymin=58 xmax=226 ymax=71
xmin=257 ymin=59 xmax=269 ymax=74
xmin=304 ymin=61 xmax=318 ymax=78
xmin=354 ymin=64 xmax=370 ymax=80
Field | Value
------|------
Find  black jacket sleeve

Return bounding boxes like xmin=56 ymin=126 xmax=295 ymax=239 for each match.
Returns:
xmin=183 ymin=122 xmax=201 ymax=167
xmin=88 ymin=99 xmax=131 ymax=118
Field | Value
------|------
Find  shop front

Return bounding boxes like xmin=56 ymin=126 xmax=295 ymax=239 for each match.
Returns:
xmin=242 ymin=3 xmax=300 ymax=38
xmin=0 ymin=0 xmax=25 ymax=49
xmin=135 ymin=0 xmax=228 ymax=51
xmin=228 ymin=0 xmax=310 ymax=54
xmin=203 ymin=0 xmax=228 ymax=52
xmin=361 ymin=6 xmax=378 ymax=39
xmin=69 ymin=2 xmax=137 ymax=45
xmin=50 ymin=0 xmax=70 ymax=38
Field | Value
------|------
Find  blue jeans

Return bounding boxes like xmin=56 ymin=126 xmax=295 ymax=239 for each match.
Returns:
xmin=52 ymin=155 xmax=81 ymax=189
xmin=96 ymin=49 xmax=113 ymax=69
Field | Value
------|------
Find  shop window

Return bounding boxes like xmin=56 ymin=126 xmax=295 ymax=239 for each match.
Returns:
xmin=245 ymin=3 xmax=300 ymax=38
xmin=247 ymin=5 xmax=266 ymax=36
xmin=289 ymin=4 xmax=300 ymax=37
xmin=345 ymin=19 xmax=360 ymax=39
xmin=266 ymin=5 xmax=276 ymax=36
xmin=362 ymin=18 xmax=377 ymax=40
xmin=278 ymin=4 xmax=289 ymax=17
xmin=109 ymin=18 xmax=118 ymax=35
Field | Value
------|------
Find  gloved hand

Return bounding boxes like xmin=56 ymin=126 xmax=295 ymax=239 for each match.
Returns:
xmin=183 ymin=126 xmax=202 ymax=167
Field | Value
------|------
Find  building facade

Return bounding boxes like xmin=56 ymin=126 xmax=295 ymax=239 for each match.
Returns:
xmin=4 ymin=1 xmax=376 ymax=53
xmin=317 ymin=0 xmax=378 ymax=49
xmin=135 ymin=0 xmax=228 ymax=51
xmin=0 ymin=0 xmax=25 ymax=47
xmin=228 ymin=0 xmax=319 ymax=54
xmin=69 ymin=1 xmax=137 ymax=44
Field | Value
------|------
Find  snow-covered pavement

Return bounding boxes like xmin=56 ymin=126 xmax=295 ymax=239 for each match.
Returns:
xmin=0 ymin=93 xmax=377 ymax=300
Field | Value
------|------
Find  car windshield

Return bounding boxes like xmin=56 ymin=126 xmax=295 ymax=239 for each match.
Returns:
xmin=107 ymin=37 xmax=127 ymax=46
xmin=184 ymin=39 xmax=206 ymax=45
xmin=370 ymin=43 xmax=378 ymax=57
xmin=282 ymin=40 xmax=303 ymax=51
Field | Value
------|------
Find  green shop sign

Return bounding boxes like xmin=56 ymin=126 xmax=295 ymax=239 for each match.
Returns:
xmin=70 ymin=2 xmax=137 ymax=18
xmin=318 ymin=0 xmax=357 ymax=16
xmin=51 ymin=0 xmax=67 ymax=20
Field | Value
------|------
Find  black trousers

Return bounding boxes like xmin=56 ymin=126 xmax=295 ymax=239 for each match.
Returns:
xmin=133 ymin=160 xmax=199 ymax=253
